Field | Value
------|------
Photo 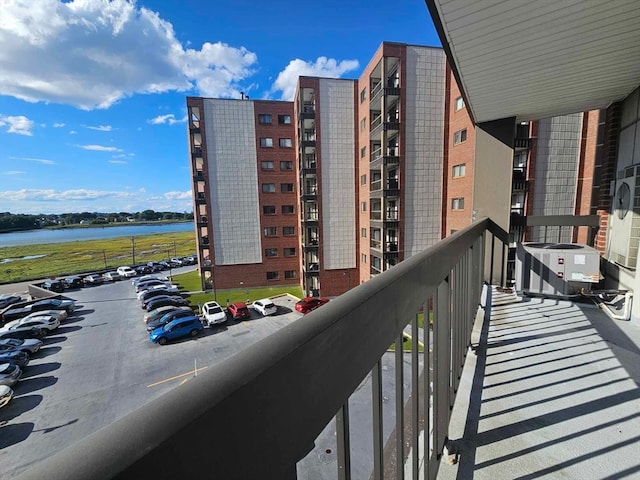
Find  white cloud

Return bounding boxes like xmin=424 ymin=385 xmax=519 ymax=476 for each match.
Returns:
xmin=78 ymin=144 xmax=122 ymax=152
xmin=149 ymin=114 xmax=185 ymax=125
xmin=0 ymin=0 xmax=258 ymax=109
xmin=271 ymin=57 xmax=360 ymax=100
xmin=53 ymin=122 xmax=65 ymax=127
xmin=86 ymin=125 xmax=112 ymax=131
xmin=0 ymin=188 xmax=135 ymax=202
xmin=164 ymin=190 xmax=192 ymax=200
xmin=69 ymin=130 xmax=77 ymax=134
xmin=108 ymin=160 xmax=127 ymax=164
xmin=0 ymin=114 xmax=34 ymax=135
xmin=3 ymin=170 xmax=26 ymax=175
xmin=9 ymin=156 xmax=56 ymax=165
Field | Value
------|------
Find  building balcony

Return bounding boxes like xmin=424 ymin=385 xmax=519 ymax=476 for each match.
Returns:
xmin=370 ymin=82 xmax=401 ymax=103
xmin=514 ymin=137 xmax=531 ymax=149
xmin=193 ymin=170 xmax=204 ymax=180
xmin=370 ymin=239 xmax=382 ymax=250
xmin=301 ymin=187 xmax=318 ymax=200
xmin=195 ymin=193 xmax=206 ymax=204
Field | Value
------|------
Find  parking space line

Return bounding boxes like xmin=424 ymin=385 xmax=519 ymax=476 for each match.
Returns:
xmin=147 ymin=366 xmax=208 ymax=388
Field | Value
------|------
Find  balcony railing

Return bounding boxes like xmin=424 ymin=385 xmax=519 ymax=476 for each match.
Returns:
xmin=16 ymin=218 xmax=508 ymax=480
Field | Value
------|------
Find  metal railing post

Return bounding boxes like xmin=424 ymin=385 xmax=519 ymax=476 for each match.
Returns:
xmin=411 ymin=314 xmax=419 ymax=479
xmin=395 ymin=333 xmax=404 ymax=480
xmin=336 ymin=403 xmax=351 ymax=480
xmin=372 ymin=361 xmax=384 ymax=480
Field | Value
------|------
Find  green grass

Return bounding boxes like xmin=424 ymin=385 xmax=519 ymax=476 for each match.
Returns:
xmin=0 ymin=231 xmax=195 ymax=283
xmin=388 ymin=332 xmax=425 ymax=352
xmin=170 ymin=270 xmax=304 ymax=308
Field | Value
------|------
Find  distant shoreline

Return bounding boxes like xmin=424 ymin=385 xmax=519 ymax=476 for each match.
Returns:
xmin=0 ymin=219 xmax=192 ymax=235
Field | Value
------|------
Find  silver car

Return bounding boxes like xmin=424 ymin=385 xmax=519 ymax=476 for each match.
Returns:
xmin=0 ymin=338 xmax=43 ymax=354
xmin=0 ymin=362 xmax=21 ymax=387
xmin=0 ymin=385 xmax=13 ymax=409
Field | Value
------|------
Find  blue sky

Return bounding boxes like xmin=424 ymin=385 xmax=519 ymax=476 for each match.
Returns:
xmin=0 ymin=0 xmax=440 ymax=215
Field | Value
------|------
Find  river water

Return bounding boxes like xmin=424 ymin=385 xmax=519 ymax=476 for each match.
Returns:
xmin=0 ymin=222 xmax=194 ymax=248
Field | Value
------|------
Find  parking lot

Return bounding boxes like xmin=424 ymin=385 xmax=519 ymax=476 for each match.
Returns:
xmin=0 ymin=271 xmax=304 ymax=478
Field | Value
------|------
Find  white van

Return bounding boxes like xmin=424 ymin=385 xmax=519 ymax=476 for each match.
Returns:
xmin=116 ymin=266 xmax=137 ymax=278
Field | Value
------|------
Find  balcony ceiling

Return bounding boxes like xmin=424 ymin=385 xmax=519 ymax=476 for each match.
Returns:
xmin=426 ymin=0 xmax=640 ymax=123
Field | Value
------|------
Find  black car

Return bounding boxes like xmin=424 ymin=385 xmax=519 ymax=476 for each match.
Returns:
xmin=144 ymin=295 xmax=189 ymax=312
xmin=30 ymin=298 xmax=76 ymax=313
xmin=0 ymin=295 xmax=23 ymax=310
xmin=42 ymin=279 xmax=65 ymax=293
xmin=146 ymin=308 xmax=196 ymax=332
xmin=139 ymin=289 xmax=172 ymax=306
xmin=0 ymin=327 xmax=46 ymax=341
xmin=0 ymin=350 xmax=29 ymax=368
xmin=63 ymin=276 xmax=83 ymax=289
xmin=135 ymin=265 xmax=153 ymax=275
xmin=2 ymin=306 xmax=31 ymax=324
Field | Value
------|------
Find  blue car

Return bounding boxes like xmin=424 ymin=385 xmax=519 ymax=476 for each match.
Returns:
xmin=149 ymin=316 xmax=203 ymax=345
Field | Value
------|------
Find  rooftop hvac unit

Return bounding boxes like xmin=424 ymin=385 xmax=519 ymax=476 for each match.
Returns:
xmin=607 ymin=166 xmax=640 ymax=269
xmin=515 ymin=242 xmax=600 ymax=296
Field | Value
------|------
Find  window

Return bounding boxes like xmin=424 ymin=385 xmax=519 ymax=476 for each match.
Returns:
xmin=360 ymin=117 xmax=366 ymax=131
xmin=265 ymin=248 xmax=278 ymax=257
xmin=261 ymin=161 xmax=274 ymax=170
xmin=263 ymin=205 xmax=276 ymax=215
xmin=279 ymin=138 xmax=292 ymax=148
xmin=361 ymin=201 xmax=367 ymax=212
xmin=283 ymin=226 xmax=295 ymax=235
xmin=452 ymin=197 xmax=465 ymax=210
xmin=262 ymin=183 xmax=276 ymax=193
xmin=453 ymin=164 xmax=466 ymax=178
xmin=361 ymin=228 xmax=367 ymax=238
xmin=453 ymin=129 xmax=467 ymax=145
xmin=258 ymin=114 xmax=272 ymax=124
xmin=361 ymin=174 xmax=366 ymax=185
xmin=260 ymin=137 xmax=273 ymax=147
xmin=278 ymin=114 xmax=291 ymax=124
xmin=455 ymin=96 xmax=465 ymax=111
xmin=264 ymin=227 xmax=277 ymax=236
xmin=361 ymin=253 xmax=367 ymax=264
xmin=360 ymin=87 xmax=367 ymax=102
xmin=285 ymin=270 xmax=296 ymax=279
xmin=283 ymin=247 xmax=296 ymax=256
xmin=360 ymin=146 xmax=366 ymax=158
xmin=280 ymin=161 xmax=293 ymax=170
xmin=267 ymin=271 xmax=279 ymax=280
xmin=282 ymin=205 xmax=294 ymax=214
xmin=281 ymin=183 xmax=294 ymax=193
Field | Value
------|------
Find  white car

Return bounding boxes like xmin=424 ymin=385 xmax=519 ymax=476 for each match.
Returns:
xmin=1 ymin=316 xmax=60 ymax=333
xmin=22 ymin=309 xmax=68 ymax=322
xmin=253 ymin=298 xmax=277 ymax=316
xmin=201 ymin=301 xmax=227 ymax=326
xmin=103 ymin=271 xmax=122 ymax=282
xmin=136 ymin=284 xmax=179 ymax=300
xmin=0 ymin=338 xmax=43 ymax=354
xmin=0 ymin=385 xmax=13 ymax=409
xmin=117 ymin=266 xmax=137 ymax=278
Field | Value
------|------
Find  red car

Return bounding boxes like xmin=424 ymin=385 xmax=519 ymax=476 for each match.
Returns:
xmin=294 ymin=297 xmax=330 ymax=314
xmin=227 ymin=302 xmax=251 ymax=320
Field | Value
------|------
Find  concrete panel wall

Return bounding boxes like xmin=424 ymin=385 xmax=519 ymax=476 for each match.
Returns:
xmin=319 ymin=79 xmax=356 ymax=270
xmin=403 ymin=46 xmax=446 ymax=256
xmin=203 ymin=99 xmax=262 ymax=265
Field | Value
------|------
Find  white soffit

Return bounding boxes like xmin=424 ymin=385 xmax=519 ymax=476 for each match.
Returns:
xmin=430 ymin=0 xmax=640 ymax=123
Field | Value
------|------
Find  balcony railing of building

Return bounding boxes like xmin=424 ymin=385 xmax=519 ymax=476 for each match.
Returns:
xmin=370 ymin=239 xmax=382 ymax=250
xmin=17 ymin=218 xmax=508 ymax=480
xmin=371 ymin=210 xmax=382 ymax=221
xmin=302 ymin=212 xmax=318 ymax=222
xmin=510 ymin=214 xmax=600 ymax=246
xmin=514 ymin=137 xmax=530 ymax=149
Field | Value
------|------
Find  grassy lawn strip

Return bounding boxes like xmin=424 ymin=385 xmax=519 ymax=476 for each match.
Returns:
xmin=388 ymin=332 xmax=425 ymax=352
xmin=171 ymin=270 xmax=304 ymax=309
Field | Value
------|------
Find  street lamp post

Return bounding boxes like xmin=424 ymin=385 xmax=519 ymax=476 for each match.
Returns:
xmin=131 ymin=236 xmax=136 ymax=266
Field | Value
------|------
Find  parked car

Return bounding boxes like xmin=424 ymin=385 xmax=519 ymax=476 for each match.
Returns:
xmin=253 ymin=298 xmax=277 ymax=316
xmin=143 ymin=295 xmax=188 ymax=311
xmin=147 ymin=262 xmax=165 ymax=272
xmin=0 ymin=338 xmax=43 ymax=354
xmin=170 ymin=257 xmax=184 ymax=266
xmin=0 ymin=385 xmax=13 ymax=409
xmin=201 ymin=301 xmax=227 ymax=326
xmin=116 ymin=266 xmax=137 ymax=278
xmin=149 ymin=316 xmax=203 ymax=345
xmin=0 ymin=326 xmax=46 ymax=341
xmin=0 ymin=350 xmax=29 ymax=368
xmin=0 ymin=362 xmax=21 ymax=387
xmin=134 ymin=279 xmax=171 ymax=293
xmin=2 ymin=316 xmax=60 ymax=333
xmin=63 ymin=276 xmax=83 ymax=289
xmin=22 ymin=309 xmax=68 ymax=322
xmin=102 ymin=271 xmax=122 ymax=282
xmin=2 ymin=306 xmax=32 ymax=324
xmin=294 ymin=297 xmax=330 ymax=314
xmin=227 ymin=302 xmax=251 ymax=321
xmin=146 ymin=308 xmax=197 ymax=332
xmin=83 ymin=274 xmax=104 ymax=286
xmin=144 ymin=306 xmax=192 ymax=325
xmin=132 ymin=274 xmax=168 ymax=287
xmin=31 ymin=298 xmax=76 ymax=313
xmin=137 ymin=284 xmax=179 ymax=300
xmin=0 ymin=295 xmax=23 ymax=309
xmin=42 ymin=279 xmax=65 ymax=293
xmin=135 ymin=265 xmax=153 ymax=275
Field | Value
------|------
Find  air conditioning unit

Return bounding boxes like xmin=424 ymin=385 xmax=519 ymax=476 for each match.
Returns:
xmin=607 ymin=166 xmax=640 ymax=269
xmin=515 ymin=242 xmax=600 ymax=296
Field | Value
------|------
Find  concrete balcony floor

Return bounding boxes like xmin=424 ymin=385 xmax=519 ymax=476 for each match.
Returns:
xmin=438 ymin=288 xmax=640 ymax=480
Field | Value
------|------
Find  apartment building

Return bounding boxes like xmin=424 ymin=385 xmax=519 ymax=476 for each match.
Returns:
xmin=186 ymin=97 xmax=300 ymax=291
